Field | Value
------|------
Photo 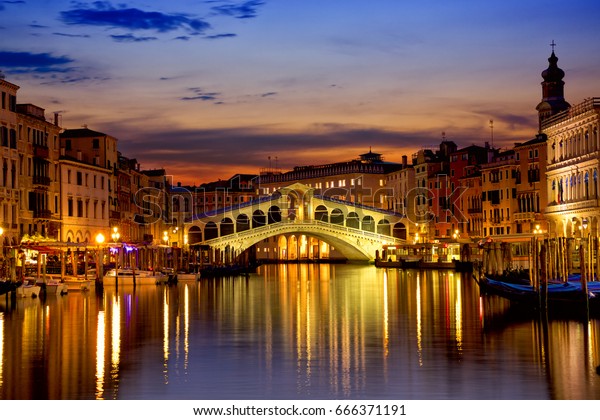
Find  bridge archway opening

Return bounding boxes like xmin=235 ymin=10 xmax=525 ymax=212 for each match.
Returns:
xmin=221 ymin=217 xmax=234 ymax=236
xmin=315 ymin=205 xmax=328 ymax=222
xmin=347 ymin=212 xmax=359 ymax=229
xmin=236 ymin=214 xmax=250 ymax=232
xmin=288 ymin=235 xmax=298 ymax=260
xmin=278 ymin=235 xmax=287 ymax=259
xmin=330 ymin=208 xmax=344 ymax=225
xmin=362 ymin=215 xmax=375 ymax=232
xmin=205 ymin=221 xmax=218 ymax=240
xmin=188 ymin=225 xmax=202 ymax=244
xmin=268 ymin=206 xmax=282 ymax=224
xmin=253 ymin=210 xmax=266 ymax=229
xmin=393 ymin=222 xmax=407 ymax=240
xmin=377 ymin=219 xmax=391 ymax=236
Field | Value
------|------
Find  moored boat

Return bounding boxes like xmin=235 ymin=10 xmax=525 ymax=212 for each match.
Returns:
xmin=16 ymin=281 xmax=41 ymax=298
xmin=477 ymin=275 xmax=600 ymax=313
xmin=103 ymin=268 xmax=168 ymax=286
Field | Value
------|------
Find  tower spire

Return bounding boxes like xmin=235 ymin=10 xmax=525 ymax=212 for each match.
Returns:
xmin=535 ymin=42 xmax=570 ymax=131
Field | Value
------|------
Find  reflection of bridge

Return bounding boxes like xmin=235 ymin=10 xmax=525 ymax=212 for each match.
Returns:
xmin=186 ymin=183 xmax=408 ymax=262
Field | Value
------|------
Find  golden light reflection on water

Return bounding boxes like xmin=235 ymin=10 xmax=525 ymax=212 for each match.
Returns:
xmin=0 ymin=313 xmax=3 ymax=388
xmin=111 ymin=296 xmax=120 ymax=388
xmin=1 ymin=265 xmax=600 ymax=399
xmin=163 ymin=288 xmax=170 ymax=384
xmin=95 ymin=310 xmax=105 ymax=400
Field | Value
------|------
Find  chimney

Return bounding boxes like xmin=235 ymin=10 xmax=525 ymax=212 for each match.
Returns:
xmin=54 ymin=112 xmax=60 ymax=127
xmin=402 ymin=155 xmax=408 ymax=167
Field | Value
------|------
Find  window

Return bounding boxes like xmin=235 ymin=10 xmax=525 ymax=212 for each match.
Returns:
xmin=65 ymin=139 xmax=72 ymax=150
xmin=77 ymin=200 xmax=83 ymax=217
xmin=93 ymin=138 xmax=100 ymax=149
xmin=67 ymin=170 xmax=71 ymax=184
xmin=76 ymin=171 xmax=82 ymax=185
xmin=68 ymin=198 xmax=73 ymax=216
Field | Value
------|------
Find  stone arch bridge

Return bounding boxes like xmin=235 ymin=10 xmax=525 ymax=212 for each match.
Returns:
xmin=186 ymin=183 xmax=408 ymax=262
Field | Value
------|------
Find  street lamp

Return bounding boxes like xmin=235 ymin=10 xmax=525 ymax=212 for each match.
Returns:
xmin=111 ymin=227 xmax=120 ymax=284
xmin=95 ymin=233 xmax=105 ymax=282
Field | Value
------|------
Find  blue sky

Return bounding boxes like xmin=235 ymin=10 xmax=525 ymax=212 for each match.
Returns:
xmin=2 ymin=0 xmax=600 ymax=184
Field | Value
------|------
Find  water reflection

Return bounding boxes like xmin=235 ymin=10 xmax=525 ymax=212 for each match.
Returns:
xmin=0 ymin=265 xmax=599 ymax=399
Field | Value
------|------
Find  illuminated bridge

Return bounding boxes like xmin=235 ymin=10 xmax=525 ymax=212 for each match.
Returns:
xmin=186 ymin=183 xmax=408 ymax=262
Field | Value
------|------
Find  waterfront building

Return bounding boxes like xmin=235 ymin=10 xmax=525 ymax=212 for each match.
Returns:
xmin=0 ymin=75 xmax=20 ymax=247
xmin=537 ymin=48 xmax=600 ymax=238
xmin=458 ymin=170 xmax=484 ymax=238
xmin=513 ymin=134 xmax=548 ymax=234
xmin=16 ymin=103 xmax=62 ymax=240
xmin=451 ymin=144 xmax=491 ymax=239
xmin=58 ymin=155 xmax=111 ymax=242
xmin=481 ymin=149 xmax=518 ymax=237
xmin=385 ymin=155 xmax=413 ymax=240
xmin=258 ymin=150 xmax=402 ymax=210
xmin=60 ymin=128 xmax=119 ymax=233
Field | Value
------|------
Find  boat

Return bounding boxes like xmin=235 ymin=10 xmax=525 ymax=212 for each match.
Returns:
xmin=477 ymin=276 xmax=600 ymax=313
xmin=16 ymin=280 xmax=41 ymax=298
xmin=176 ymin=272 xmax=200 ymax=282
xmin=43 ymin=281 xmax=69 ymax=295
xmin=63 ymin=277 xmax=92 ymax=291
xmin=103 ymin=268 xmax=168 ymax=286
xmin=376 ymin=257 xmax=473 ymax=272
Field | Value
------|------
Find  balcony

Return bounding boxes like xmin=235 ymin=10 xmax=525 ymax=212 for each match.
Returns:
xmin=489 ymin=216 xmax=503 ymax=224
xmin=513 ymin=211 xmax=536 ymax=221
xmin=467 ymin=207 xmax=482 ymax=214
xmin=34 ymin=209 xmax=52 ymax=219
xmin=545 ymin=199 xmax=599 ymax=215
xmin=33 ymin=145 xmax=50 ymax=159
xmin=110 ymin=210 xmax=120 ymax=220
xmin=33 ymin=176 xmax=51 ymax=186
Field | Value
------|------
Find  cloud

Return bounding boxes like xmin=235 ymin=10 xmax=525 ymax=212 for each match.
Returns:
xmin=180 ymin=87 xmax=222 ymax=102
xmin=0 ymin=51 xmax=74 ymax=73
xmin=53 ymin=32 xmax=91 ymax=38
xmin=211 ymin=0 xmax=265 ymax=19
xmin=204 ymin=33 xmax=237 ymax=40
xmin=0 ymin=0 xmax=25 ymax=11
xmin=261 ymin=92 xmax=277 ymax=98
xmin=60 ymin=1 xmax=211 ymax=34
xmin=110 ymin=33 xmax=158 ymax=42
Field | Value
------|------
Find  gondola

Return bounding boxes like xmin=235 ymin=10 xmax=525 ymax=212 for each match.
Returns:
xmin=477 ymin=275 xmax=600 ymax=314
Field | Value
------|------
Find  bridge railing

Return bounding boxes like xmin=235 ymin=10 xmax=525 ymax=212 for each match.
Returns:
xmin=203 ymin=219 xmax=405 ymax=246
xmin=315 ymin=195 xmax=405 ymax=217
xmin=188 ymin=195 xmax=281 ymax=221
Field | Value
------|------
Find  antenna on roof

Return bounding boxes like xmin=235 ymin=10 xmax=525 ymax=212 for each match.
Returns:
xmin=489 ymin=119 xmax=494 ymax=148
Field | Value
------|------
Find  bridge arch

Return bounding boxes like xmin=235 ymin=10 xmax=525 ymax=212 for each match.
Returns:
xmin=268 ymin=206 xmax=282 ymax=224
xmin=205 ymin=221 xmax=218 ymax=240
xmin=377 ymin=219 xmax=391 ymax=236
xmin=188 ymin=225 xmax=202 ymax=244
xmin=347 ymin=212 xmax=360 ymax=229
xmin=393 ymin=222 xmax=407 ymax=240
xmin=362 ymin=215 xmax=375 ymax=232
xmin=236 ymin=214 xmax=250 ymax=232
xmin=252 ymin=210 xmax=266 ymax=228
xmin=315 ymin=205 xmax=328 ymax=222
xmin=330 ymin=208 xmax=344 ymax=225
xmin=220 ymin=217 xmax=234 ymax=236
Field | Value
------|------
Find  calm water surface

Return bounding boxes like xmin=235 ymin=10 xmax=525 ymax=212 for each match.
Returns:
xmin=1 ymin=264 xmax=599 ymax=400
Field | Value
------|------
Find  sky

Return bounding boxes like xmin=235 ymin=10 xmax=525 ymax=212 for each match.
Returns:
xmin=2 ymin=0 xmax=600 ymax=185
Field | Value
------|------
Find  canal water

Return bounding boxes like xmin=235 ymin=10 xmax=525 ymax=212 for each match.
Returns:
xmin=0 ymin=264 xmax=599 ymax=400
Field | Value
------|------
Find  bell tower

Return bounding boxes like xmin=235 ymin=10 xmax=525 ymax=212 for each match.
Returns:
xmin=535 ymin=41 xmax=570 ymax=130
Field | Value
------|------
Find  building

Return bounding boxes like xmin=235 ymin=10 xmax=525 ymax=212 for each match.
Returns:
xmin=513 ymin=134 xmax=548 ymax=234
xmin=481 ymin=149 xmax=518 ymax=237
xmin=60 ymin=128 xmax=119 ymax=229
xmin=536 ymin=47 xmax=600 ymax=238
xmin=258 ymin=150 xmax=402 ymax=210
xmin=0 ymin=75 xmax=19 ymax=248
